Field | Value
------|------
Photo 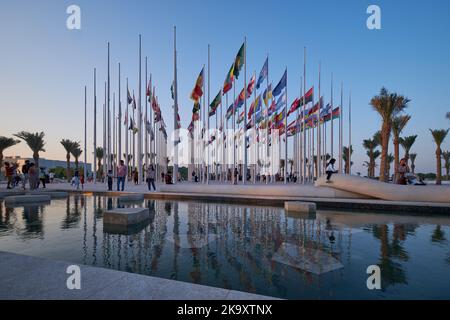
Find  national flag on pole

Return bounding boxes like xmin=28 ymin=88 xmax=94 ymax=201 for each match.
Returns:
xmin=300 ymin=87 xmax=314 ymax=106
xmin=247 ymin=74 xmax=256 ymax=96
xmin=237 ymin=111 xmax=245 ymax=124
xmin=190 ymin=67 xmax=204 ymax=102
xmin=132 ymin=93 xmax=137 ymax=109
xmin=234 ymin=88 xmax=245 ymax=110
xmin=275 ymin=91 xmax=286 ymax=111
xmin=272 ymin=69 xmax=287 ymax=97
xmin=127 ymin=89 xmax=133 ymax=105
xmin=146 ymin=81 xmax=151 ymax=97
xmin=233 ymin=43 xmax=245 ymax=80
xmin=288 ymin=98 xmax=300 ymax=116
xmin=226 ymin=104 xmax=234 ymax=120
xmin=248 ymin=94 xmax=261 ymax=119
xmin=256 ymin=57 xmax=268 ymax=90
xmin=192 ymin=112 xmax=200 ymax=122
xmin=263 ymin=84 xmax=272 ymax=107
xmin=192 ymin=102 xmax=201 ymax=114
xmin=209 ymin=90 xmax=222 ymax=117
xmin=170 ymin=82 xmax=175 ymax=100
xmin=275 ymin=109 xmax=286 ymax=127
xmin=223 ymin=64 xmax=234 ymax=94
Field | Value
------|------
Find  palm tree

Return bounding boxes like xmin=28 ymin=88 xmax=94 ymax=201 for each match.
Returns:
xmin=342 ymin=146 xmax=353 ymax=174
xmin=363 ymin=137 xmax=379 ymax=178
xmin=370 ymin=88 xmax=410 ymax=182
xmin=0 ymin=136 xmax=20 ymax=168
xmin=442 ymin=151 xmax=450 ymax=181
xmin=446 ymin=112 xmax=450 ymax=121
xmin=96 ymin=147 xmax=104 ymax=180
xmin=429 ymin=129 xmax=449 ymax=185
xmin=391 ymin=115 xmax=411 ymax=176
xmin=386 ymin=153 xmax=394 ymax=180
xmin=14 ymin=131 xmax=45 ymax=169
xmin=60 ymin=139 xmax=79 ymax=181
xmin=399 ymin=135 xmax=417 ymax=162
xmin=409 ymin=153 xmax=417 ymax=174
xmin=71 ymin=147 xmax=83 ymax=171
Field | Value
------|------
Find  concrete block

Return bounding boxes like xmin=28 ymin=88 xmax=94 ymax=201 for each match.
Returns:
xmin=103 ymin=208 xmax=149 ymax=226
xmin=26 ymin=191 xmax=69 ymax=199
xmin=4 ymin=195 xmax=51 ymax=205
xmin=285 ymin=201 xmax=316 ymax=213
xmin=118 ymin=194 xmax=144 ymax=202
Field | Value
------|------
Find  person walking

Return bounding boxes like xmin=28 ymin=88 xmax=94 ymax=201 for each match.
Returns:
xmin=107 ymin=169 xmax=113 ymax=191
xmin=117 ymin=160 xmax=127 ymax=191
xmin=73 ymin=169 xmax=80 ymax=190
xmin=49 ymin=171 xmax=54 ymax=183
xmin=4 ymin=162 xmax=13 ymax=189
xmin=28 ymin=163 xmax=38 ymax=190
xmin=21 ymin=160 xmax=30 ymax=189
xmin=39 ymin=168 xmax=46 ymax=189
xmin=146 ymin=165 xmax=156 ymax=191
xmin=133 ymin=168 xmax=139 ymax=185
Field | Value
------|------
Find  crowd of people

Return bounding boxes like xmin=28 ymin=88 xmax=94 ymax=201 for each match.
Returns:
xmin=2 ymin=160 xmax=53 ymax=190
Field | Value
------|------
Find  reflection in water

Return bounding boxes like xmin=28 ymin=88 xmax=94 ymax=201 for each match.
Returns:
xmin=0 ymin=196 xmax=449 ymax=299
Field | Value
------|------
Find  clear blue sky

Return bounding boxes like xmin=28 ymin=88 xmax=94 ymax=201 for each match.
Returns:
xmin=1 ymin=0 xmax=450 ymax=174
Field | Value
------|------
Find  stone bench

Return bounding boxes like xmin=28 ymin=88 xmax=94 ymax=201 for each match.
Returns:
xmin=103 ymin=208 xmax=149 ymax=226
xmin=284 ymin=201 xmax=316 ymax=214
xmin=4 ymin=195 xmax=51 ymax=205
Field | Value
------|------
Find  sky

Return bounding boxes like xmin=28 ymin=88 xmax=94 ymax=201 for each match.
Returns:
xmin=1 ymin=0 xmax=450 ymax=174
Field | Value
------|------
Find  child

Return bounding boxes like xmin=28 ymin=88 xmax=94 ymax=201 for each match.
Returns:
xmin=107 ymin=169 xmax=113 ymax=191
xmin=325 ymin=158 xmax=338 ymax=183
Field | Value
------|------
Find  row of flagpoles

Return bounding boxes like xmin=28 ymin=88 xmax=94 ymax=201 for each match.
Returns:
xmin=84 ymin=36 xmax=169 ymax=185
xmin=185 ymin=37 xmax=352 ymax=184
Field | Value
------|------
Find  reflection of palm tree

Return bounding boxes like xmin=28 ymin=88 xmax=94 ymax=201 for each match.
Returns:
xmin=431 ymin=225 xmax=446 ymax=243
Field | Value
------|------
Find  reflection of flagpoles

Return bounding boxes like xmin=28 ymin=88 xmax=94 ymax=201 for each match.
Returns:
xmin=93 ymin=68 xmax=97 ymax=183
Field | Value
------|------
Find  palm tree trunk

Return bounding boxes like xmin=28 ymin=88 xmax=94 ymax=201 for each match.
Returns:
xmin=379 ymin=123 xmax=390 ymax=182
xmin=393 ymin=137 xmax=399 ymax=180
xmin=66 ymin=153 xmax=71 ymax=182
xmin=436 ymin=149 xmax=442 ymax=185
xmin=33 ymin=152 xmax=39 ymax=171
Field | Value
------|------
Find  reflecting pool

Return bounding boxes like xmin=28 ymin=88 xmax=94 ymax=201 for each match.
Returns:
xmin=0 ymin=195 xmax=449 ymax=299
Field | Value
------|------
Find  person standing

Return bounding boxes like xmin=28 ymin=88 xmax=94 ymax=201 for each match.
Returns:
xmin=133 ymin=168 xmax=139 ymax=185
xmin=396 ymin=158 xmax=409 ymax=185
xmin=4 ymin=162 xmax=13 ymax=189
xmin=146 ymin=165 xmax=156 ymax=191
xmin=21 ymin=160 xmax=30 ymax=190
xmin=117 ymin=160 xmax=127 ymax=191
xmin=107 ymin=169 xmax=113 ymax=191
xmin=49 ymin=171 xmax=54 ymax=183
xmin=28 ymin=163 xmax=38 ymax=190
xmin=39 ymin=168 xmax=46 ymax=189
xmin=73 ymin=169 xmax=80 ymax=190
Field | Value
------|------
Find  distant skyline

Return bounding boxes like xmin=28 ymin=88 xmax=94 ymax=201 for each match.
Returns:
xmin=1 ymin=0 xmax=450 ymax=174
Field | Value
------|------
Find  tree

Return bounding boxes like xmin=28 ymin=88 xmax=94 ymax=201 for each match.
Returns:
xmin=370 ymin=88 xmax=410 ymax=182
xmin=0 ymin=136 xmax=20 ymax=169
xmin=386 ymin=153 xmax=394 ymax=180
xmin=429 ymin=129 xmax=449 ymax=185
xmin=342 ymin=146 xmax=353 ymax=174
xmin=391 ymin=115 xmax=411 ymax=176
xmin=71 ymin=147 xmax=83 ymax=171
xmin=363 ymin=136 xmax=379 ymax=178
xmin=60 ymin=139 xmax=80 ymax=181
xmin=399 ymin=135 xmax=417 ymax=162
xmin=14 ymin=131 xmax=45 ymax=169
xmin=409 ymin=153 xmax=417 ymax=174
xmin=442 ymin=151 xmax=450 ymax=181
xmin=96 ymin=147 xmax=104 ymax=180
xmin=446 ymin=112 xmax=450 ymax=121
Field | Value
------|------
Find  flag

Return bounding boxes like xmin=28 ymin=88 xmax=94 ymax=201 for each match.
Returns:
xmin=233 ymin=43 xmax=245 ymax=79
xmin=288 ymin=98 xmax=300 ymax=116
xmin=226 ymin=104 xmax=234 ymax=120
xmin=308 ymin=96 xmax=323 ymax=116
xmin=223 ymin=64 xmax=234 ymax=94
xmin=256 ymin=57 xmax=268 ymax=89
xmin=192 ymin=102 xmax=201 ymax=113
xmin=247 ymin=74 xmax=256 ymax=96
xmin=237 ymin=111 xmax=245 ymax=124
xmin=190 ymin=67 xmax=204 ymax=102
xmin=234 ymin=88 xmax=245 ymax=109
xmin=146 ymin=81 xmax=151 ymax=97
xmin=129 ymin=118 xmax=134 ymax=130
xmin=272 ymin=69 xmax=287 ymax=97
xmin=192 ymin=112 xmax=200 ymax=121
xmin=127 ymin=89 xmax=133 ymax=105
xmin=275 ymin=91 xmax=286 ymax=110
xmin=248 ymin=94 xmax=261 ymax=119
xmin=275 ymin=109 xmax=286 ymax=126
xmin=209 ymin=90 xmax=222 ymax=117
xmin=263 ymin=84 xmax=272 ymax=107
xmin=132 ymin=93 xmax=137 ymax=109
xmin=170 ymin=82 xmax=175 ymax=100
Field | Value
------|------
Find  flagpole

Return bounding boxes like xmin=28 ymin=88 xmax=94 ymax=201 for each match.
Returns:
xmin=253 ymin=71 xmax=257 ymax=184
xmin=138 ymin=34 xmax=143 ymax=184
xmin=349 ymin=89 xmax=352 ymax=175
xmin=243 ymin=37 xmax=247 ymax=185
xmin=173 ymin=26 xmax=179 ymax=184
xmin=266 ymin=54 xmax=269 ymax=185
xmin=339 ymin=82 xmax=344 ymax=173
xmin=145 ymin=57 xmax=148 ymax=178
xmin=302 ymin=47 xmax=307 ymax=183
xmin=103 ymin=82 xmax=107 ymax=183
xmin=107 ymin=42 xmax=111 ymax=174
xmin=317 ymin=62 xmax=321 ymax=178
xmin=118 ymin=63 xmax=122 ymax=166
xmin=298 ymin=76 xmax=302 ymax=183
xmin=202 ymin=65 xmax=206 ymax=184
xmin=126 ymin=78 xmax=129 ymax=179
xmin=283 ymin=68 xmax=288 ymax=184
xmin=207 ymin=44 xmax=210 ymax=185
xmin=84 ymin=85 xmax=87 ymax=182
xmin=232 ymin=78 xmax=236 ymax=185
xmin=113 ymin=93 xmax=116 ymax=176
xmin=330 ymin=72 xmax=334 ymax=161
xmin=93 ymin=68 xmax=97 ymax=183
xmin=225 ymin=92 xmax=228 ymax=181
